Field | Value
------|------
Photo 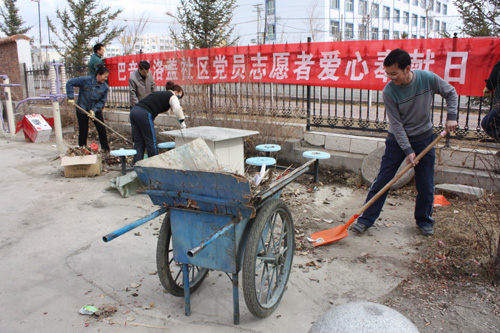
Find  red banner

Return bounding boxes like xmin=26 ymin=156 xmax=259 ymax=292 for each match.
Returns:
xmin=105 ymin=37 xmax=500 ymax=96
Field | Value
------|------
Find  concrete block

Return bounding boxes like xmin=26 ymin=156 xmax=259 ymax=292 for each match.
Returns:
xmin=377 ymin=140 xmax=386 ymax=149
xmin=117 ymin=111 xmax=130 ymax=123
xmin=474 ymin=152 xmax=500 ymax=172
xmin=435 ymin=166 xmax=500 ymax=193
xmin=104 ymin=111 xmax=119 ymax=122
xmin=309 ymin=301 xmax=419 ymax=333
xmin=435 ymin=184 xmax=484 ymax=200
xmin=437 ymin=148 xmax=475 ymax=169
xmin=304 ymin=132 xmax=325 ymax=146
xmin=325 ymin=134 xmax=351 ymax=152
xmin=361 ymin=146 xmax=414 ymax=190
xmin=350 ymin=137 xmax=382 ymax=154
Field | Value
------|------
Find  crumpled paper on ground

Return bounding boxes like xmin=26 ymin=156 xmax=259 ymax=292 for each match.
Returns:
xmin=105 ymin=171 xmax=143 ymax=198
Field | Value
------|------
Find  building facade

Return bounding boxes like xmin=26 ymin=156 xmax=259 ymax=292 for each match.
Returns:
xmin=260 ymin=0 xmax=452 ymax=44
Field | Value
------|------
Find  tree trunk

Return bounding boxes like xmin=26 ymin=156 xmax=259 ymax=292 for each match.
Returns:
xmin=495 ymin=234 xmax=500 ymax=284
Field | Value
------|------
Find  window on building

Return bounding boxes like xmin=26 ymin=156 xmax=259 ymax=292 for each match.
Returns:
xmin=403 ymin=11 xmax=409 ymax=24
xmin=359 ymin=24 xmax=367 ymax=40
xmin=371 ymin=3 xmax=379 ymax=17
xmin=443 ymin=4 xmax=447 ymax=15
xmin=266 ymin=0 xmax=275 ymax=15
xmin=394 ymin=9 xmax=400 ymax=22
xmin=428 ymin=17 xmax=433 ymax=30
xmin=330 ymin=20 xmax=340 ymax=37
xmin=441 ymin=22 xmax=446 ymax=32
xmin=383 ymin=6 xmax=390 ymax=20
xmin=429 ymin=0 xmax=434 ymax=10
xmin=420 ymin=16 xmax=426 ymax=28
xmin=345 ymin=23 xmax=354 ymax=39
xmin=435 ymin=19 xmax=440 ymax=31
xmin=412 ymin=0 xmax=418 ymax=6
xmin=420 ymin=35 xmax=424 ymax=39
xmin=359 ymin=0 xmax=367 ymax=15
xmin=404 ymin=0 xmax=409 ymax=3
xmin=436 ymin=1 xmax=441 ymax=13
xmin=330 ymin=0 xmax=339 ymax=9
xmin=420 ymin=0 xmax=426 ymax=8
xmin=412 ymin=14 xmax=418 ymax=27
xmin=267 ymin=24 xmax=276 ymax=40
xmin=393 ymin=31 xmax=399 ymax=39
xmin=371 ymin=27 xmax=379 ymax=40
xmin=383 ymin=29 xmax=389 ymax=39
xmin=346 ymin=0 xmax=353 ymax=12
xmin=412 ymin=34 xmax=417 ymax=39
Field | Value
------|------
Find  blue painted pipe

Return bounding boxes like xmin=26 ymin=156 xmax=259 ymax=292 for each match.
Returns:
xmin=103 ymin=207 xmax=168 ymax=242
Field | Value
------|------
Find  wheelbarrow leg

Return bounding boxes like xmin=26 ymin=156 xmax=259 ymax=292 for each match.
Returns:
xmin=232 ymin=273 xmax=240 ymax=325
xmin=183 ymin=264 xmax=191 ymax=316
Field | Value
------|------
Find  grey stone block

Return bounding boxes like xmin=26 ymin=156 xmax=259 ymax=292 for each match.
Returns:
xmin=309 ymin=301 xmax=419 ymax=333
xmin=435 ymin=184 xmax=485 ymax=200
xmin=435 ymin=166 xmax=500 ymax=193
xmin=361 ymin=146 xmax=414 ymax=190
xmin=304 ymin=132 xmax=326 ymax=146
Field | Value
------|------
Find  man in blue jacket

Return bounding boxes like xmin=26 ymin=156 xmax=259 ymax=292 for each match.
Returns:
xmin=67 ymin=64 xmax=110 ymax=151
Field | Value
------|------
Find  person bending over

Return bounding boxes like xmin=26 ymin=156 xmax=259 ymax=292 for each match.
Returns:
xmin=130 ymin=83 xmax=186 ymax=164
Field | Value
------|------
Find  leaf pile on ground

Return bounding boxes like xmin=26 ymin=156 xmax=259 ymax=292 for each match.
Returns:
xmin=417 ymin=193 xmax=500 ymax=284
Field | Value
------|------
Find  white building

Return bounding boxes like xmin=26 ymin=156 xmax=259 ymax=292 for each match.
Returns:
xmin=236 ymin=0 xmax=455 ymax=45
xmin=127 ymin=35 xmax=176 ymax=54
xmin=106 ymin=45 xmax=122 ymax=58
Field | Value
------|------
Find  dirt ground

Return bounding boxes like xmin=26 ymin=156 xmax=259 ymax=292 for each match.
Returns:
xmin=1 ymin=134 xmax=499 ymax=332
xmin=288 ymin=172 xmax=500 ymax=333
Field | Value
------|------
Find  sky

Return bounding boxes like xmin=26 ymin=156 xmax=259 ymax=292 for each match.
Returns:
xmin=17 ymin=0 xmax=262 ymax=46
xmin=16 ymin=0 xmax=462 ymax=47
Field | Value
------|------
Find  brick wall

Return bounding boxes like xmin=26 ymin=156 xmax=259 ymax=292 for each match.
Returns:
xmin=0 ymin=37 xmax=25 ymax=101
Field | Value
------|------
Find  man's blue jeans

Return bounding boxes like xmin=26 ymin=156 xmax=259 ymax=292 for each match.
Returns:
xmin=481 ymin=107 xmax=500 ymax=142
xmin=357 ymin=135 xmax=436 ymax=229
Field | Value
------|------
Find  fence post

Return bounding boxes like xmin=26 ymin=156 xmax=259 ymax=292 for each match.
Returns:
xmin=306 ymin=37 xmax=311 ymax=131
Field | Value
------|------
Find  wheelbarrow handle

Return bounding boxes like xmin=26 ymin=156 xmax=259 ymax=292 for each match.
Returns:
xmin=103 ymin=207 xmax=168 ymax=242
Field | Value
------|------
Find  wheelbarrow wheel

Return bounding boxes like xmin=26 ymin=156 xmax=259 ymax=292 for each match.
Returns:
xmin=156 ymin=212 xmax=209 ymax=297
xmin=243 ymin=199 xmax=294 ymax=318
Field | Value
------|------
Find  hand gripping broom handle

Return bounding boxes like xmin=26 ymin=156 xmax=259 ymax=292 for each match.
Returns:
xmin=74 ymin=104 xmax=133 ymax=145
xmin=345 ymin=130 xmax=447 ymax=229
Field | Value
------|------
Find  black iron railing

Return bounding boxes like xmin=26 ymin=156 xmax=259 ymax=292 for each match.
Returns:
xmin=23 ymin=65 xmax=496 ymax=142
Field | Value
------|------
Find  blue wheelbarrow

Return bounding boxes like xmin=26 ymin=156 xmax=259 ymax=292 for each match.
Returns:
xmin=103 ymin=158 xmax=315 ymax=325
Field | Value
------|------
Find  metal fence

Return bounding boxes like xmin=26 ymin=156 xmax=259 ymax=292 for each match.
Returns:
xmin=23 ymin=65 xmax=497 ymax=142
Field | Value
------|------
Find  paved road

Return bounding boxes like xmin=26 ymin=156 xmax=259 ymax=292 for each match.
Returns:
xmin=0 ymin=134 xmax=426 ymax=332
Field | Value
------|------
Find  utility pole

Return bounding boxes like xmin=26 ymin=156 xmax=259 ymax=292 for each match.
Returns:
xmin=253 ymin=4 xmax=263 ymax=44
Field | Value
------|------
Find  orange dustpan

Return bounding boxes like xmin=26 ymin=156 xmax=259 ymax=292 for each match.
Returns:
xmin=311 ymin=131 xmax=447 ymax=247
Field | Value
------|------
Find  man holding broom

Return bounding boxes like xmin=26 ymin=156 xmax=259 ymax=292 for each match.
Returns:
xmin=351 ymin=49 xmax=458 ymax=236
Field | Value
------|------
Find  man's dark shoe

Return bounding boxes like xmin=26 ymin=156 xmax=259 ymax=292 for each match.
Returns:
xmin=351 ymin=222 xmax=368 ymax=234
xmin=420 ymin=225 xmax=434 ymax=236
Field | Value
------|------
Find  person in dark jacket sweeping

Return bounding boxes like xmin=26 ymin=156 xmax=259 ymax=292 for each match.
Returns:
xmin=66 ymin=64 xmax=110 ymax=152
xmin=130 ymin=83 xmax=185 ymax=164
xmin=481 ymin=60 xmax=500 ymax=146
